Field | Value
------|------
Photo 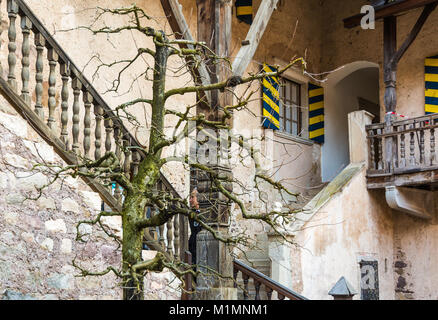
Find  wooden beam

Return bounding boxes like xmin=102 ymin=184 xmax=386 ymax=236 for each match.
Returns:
xmin=160 ymin=0 xmax=212 ymax=103
xmin=196 ymin=0 xmax=233 ymax=112
xmin=232 ymin=0 xmax=279 ymax=77
xmin=344 ymin=0 xmax=438 ymax=29
xmin=391 ymin=2 xmax=438 ymax=66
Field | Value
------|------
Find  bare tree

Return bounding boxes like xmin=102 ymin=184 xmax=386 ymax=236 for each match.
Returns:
xmin=27 ymin=5 xmax=307 ymax=300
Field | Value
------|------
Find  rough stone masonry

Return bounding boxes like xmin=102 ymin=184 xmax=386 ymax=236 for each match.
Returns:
xmin=0 ymin=98 xmax=179 ymax=300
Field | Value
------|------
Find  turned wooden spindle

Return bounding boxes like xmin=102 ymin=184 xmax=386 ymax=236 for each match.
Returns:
xmin=254 ymin=280 xmax=261 ymax=300
xmin=7 ymin=0 xmax=18 ymax=90
xmin=243 ymin=274 xmax=250 ymax=300
xmin=377 ymin=128 xmax=384 ymax=170
xmin=94 ymin=103 xmax=103 ymax=160
xmin=368 ymin=129 xmax=376 ymax=169
xmin=34 ymin=33 xmax=45 ymax=119
xmin=431 ymin=127 xmax=436 ymax=166
xmin=400 ymin=125 xmax=406 ymax=168
xmin=409 ymin=124 xmax=416 ymax=166
xmin=420 ymin=123 xmax=425 ymax=165
xmin=60 ymin=63 xmax=70 ymax=147
xmin=71 ymin=78 xmax=82 ymax=154
xmin=82 ymin=91 xmax=93 ymax=158
xmin=20 ymin=15 xmax=32 ymax=105
xmin=265 ymin=287 xmax=273 ymax=300
xmin=47 ymin=48 xmax=59 ymax=130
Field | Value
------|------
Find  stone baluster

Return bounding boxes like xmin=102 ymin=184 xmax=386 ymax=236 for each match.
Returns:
xmin=123 ymin=133 xmax=131 ymax=181
xmin=113 ymin=123 xmax=122 ymax=203
xmin=158 ymin=223 xmax=165 ymax=251
xmin=82 ymin=91 xmax=93 ymax=158
xmin=104 ymin=116 xmax=113 ymax=155
xmin=409 ymin=124 xmax=416 ymax=167
xmin=20 ymin=15 xmax=32 ymax=105
xmin=254 ymin=280 xmax=261 ymax=300
xmin=7 ymin=0 xmax=18 ymax=90
xmin=34 ymin=33 xmax=45 ymax=119
xmin=94 ymin=103 xmax=103 ymax=160
xmin=400 ymin=125 xmax=406 ymax=168
xmin=166 ymin=217 xmax=174 ymax=257
xmin=71 ymin=78 xmax=82 ymax=155
xmin=47 ymin=48 xmax=58 ymax=130
xmin=431 ymin=127 xmax=436 ymax=166
xmin=173 ymin=211 xmax=180 ymax=259
xmin=132 ymin=149 xmax=140 ymax=177
xmin=60 ymin=63 xmax=70 ymax=147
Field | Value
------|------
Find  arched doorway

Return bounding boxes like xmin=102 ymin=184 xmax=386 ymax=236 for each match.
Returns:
xmin=322 ymin=62 xmax=380 ymax=182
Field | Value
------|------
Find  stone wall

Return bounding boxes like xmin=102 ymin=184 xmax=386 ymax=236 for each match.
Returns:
xmin=0 ymin=96 xmax=179 ymax=300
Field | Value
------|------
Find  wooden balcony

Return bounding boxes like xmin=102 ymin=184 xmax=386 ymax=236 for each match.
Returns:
xmin=366 ymin=114 xmax=438 ymax=190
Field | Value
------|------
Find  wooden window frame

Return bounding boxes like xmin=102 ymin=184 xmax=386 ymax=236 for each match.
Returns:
xmin=279 ymin=78 xmax=302 ymax=136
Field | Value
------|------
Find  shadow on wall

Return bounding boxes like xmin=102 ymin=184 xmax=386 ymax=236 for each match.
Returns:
xmin=322 ymin=61 xmax=380 ymax=182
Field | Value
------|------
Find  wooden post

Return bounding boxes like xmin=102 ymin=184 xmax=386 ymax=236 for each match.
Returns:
xmin=383 ymin=17 xmax=397 ymax=173
xmin=193 ymin=0 xmax=236 ymax=300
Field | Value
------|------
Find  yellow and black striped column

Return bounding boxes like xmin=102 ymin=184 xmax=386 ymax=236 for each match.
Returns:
xmin=426 ymin=55 xmax=438 ymax=114
xmin=235 ymin=0 xmax=253 ymax=25
xmin=308 ymin=83 xmax=324 ymax=144
xmin=262 ymin=64 xmax=280 ymax=130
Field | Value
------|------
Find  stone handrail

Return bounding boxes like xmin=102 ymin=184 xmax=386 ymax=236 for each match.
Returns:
xmin=366 ymin=113 xmax=438 ymax=177
xmin=233 ymin=259 xmax=307 ymax=300
xmin=0 ymin=0 xmax=188 ymax=260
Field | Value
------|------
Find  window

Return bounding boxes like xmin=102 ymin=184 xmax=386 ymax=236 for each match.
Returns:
xmin=279 ymin=79 xmax=302 ymax=136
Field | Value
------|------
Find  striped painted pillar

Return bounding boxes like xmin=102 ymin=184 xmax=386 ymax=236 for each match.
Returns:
xmin=426 ymin=55 xmax=438 ymax=114
xmin=308 ymin=83 xmax=325 ymax=143
xmin=262 ymin=64 xmax=280 ymax=130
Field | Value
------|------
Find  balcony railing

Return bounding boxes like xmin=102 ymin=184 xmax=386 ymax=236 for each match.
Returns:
xmin=366 ymin=113 xmax=438 ymax=177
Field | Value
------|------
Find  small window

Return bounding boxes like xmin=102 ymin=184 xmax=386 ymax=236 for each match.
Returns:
xmin=279 ymin=79 xmax=302 ymax=136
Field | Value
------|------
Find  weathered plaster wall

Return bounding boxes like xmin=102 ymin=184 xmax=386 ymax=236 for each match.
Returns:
xmin=292 ymin=167 xmax=395 ymax=300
